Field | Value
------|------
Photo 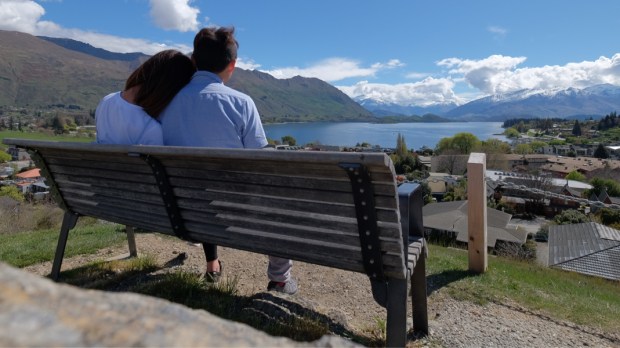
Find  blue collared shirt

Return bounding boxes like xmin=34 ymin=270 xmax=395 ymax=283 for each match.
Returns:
xmin=160 ymin=71 xmax=267 ymax=149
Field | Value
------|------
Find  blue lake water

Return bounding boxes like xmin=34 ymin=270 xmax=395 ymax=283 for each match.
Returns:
xmin=263 ymin=122 xmax=507 ymax=149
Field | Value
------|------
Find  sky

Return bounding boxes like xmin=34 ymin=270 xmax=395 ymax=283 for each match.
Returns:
xmin=1 ymin=0 xmax=620 ymax=107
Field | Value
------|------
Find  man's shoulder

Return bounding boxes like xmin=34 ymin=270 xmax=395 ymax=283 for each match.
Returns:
xmin=213 ymin=83 xmax=254 ymax=102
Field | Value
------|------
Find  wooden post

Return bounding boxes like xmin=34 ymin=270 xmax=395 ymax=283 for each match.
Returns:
xmin=467 ymin=153 xmax=487 ymax=273
xmin=126 ymin=226 xmax=138 ymax=257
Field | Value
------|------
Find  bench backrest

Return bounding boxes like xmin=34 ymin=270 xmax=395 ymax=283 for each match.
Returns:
xmin=4 ymin=139 xmax=409 ymax=280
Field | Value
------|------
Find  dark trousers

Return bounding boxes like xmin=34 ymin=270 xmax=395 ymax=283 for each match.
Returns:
xmin=202 ymin=243 xmax=218 ymax=262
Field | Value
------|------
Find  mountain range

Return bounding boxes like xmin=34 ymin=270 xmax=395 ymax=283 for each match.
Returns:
xmin=356 ymin=84 xmax=620 ymax=121
xmin=0 ymin=30 xmax=373 ymax=122
xmin=1 ymin=29 xmax=619 ymax=122
xmin=444 ymin=84 xmax=620 ymax=121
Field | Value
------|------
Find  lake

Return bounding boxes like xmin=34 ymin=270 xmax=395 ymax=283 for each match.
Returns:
xmin=263 ymin=122 xmax=507 ymax=149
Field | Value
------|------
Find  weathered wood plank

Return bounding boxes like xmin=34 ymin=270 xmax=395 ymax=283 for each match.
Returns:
xmin=181 ymin=211 xmax=403 ymax=254
xmin=177 ymin=194 xmax=400 ymax=223
xmin=54 ymin=175 xmax=160 ymax=195
xmin=182 ymin=200 xmax=402 ymax=238
xmin=6 ymin=139 xmax=394 ymax=171
xmin=56 ymin=178 xmax=163 ymax=204
xmin=184 ymin=226 xmax=406 ymax=278
xmin=45 ymin=156 xmax=153 ymax=174
xmin=161 ymin=158 xmax=397 ymax=183
xmin=48 ymin=165 xmax=156 ymax=183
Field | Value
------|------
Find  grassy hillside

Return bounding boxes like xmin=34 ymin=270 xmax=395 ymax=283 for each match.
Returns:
xmin=0 ymin=31 xmax=132 ymax=110
xmin=1 ymin=30 xmax=375 ymax=123
xmin=229 ymin=70 xmax=374 ymax=122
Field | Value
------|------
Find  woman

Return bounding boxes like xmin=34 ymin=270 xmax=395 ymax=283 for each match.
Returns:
xmin=95 ymin=49 xmax=195 ymax=145
xmin=94 ymin=50 xmax=222 ymax=282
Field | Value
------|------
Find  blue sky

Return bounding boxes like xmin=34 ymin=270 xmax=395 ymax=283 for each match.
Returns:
xmin=2 ymin=0 xmax=620 ymax=107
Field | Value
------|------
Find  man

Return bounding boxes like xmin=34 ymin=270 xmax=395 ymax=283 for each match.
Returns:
xmin=160 ymin=27 xmax=297 ymax=295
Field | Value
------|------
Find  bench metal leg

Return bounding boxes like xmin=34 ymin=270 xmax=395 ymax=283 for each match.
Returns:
xmin=411 ymin=251 xmax=429 ymax=335
xmin=385 ymin=277 xmax=408 ymax=347
xmin=126 ymin=226 xmax=138 ymax=257
xmin=50 ymin=211 xmax=78 ymax=281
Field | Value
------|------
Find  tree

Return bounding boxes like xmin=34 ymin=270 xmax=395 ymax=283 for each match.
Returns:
xmin=522 ymin=174 xmax=554 ymax=216
xmin=435 ymin=132 xmax=480 ymax=155
xmin=599 ymin=208 xmax=620 ymax=227
xmin=478 ymin=138 xmax=511 ymax=170
xmin=0 ymin=186 xmax=24 ymax=202
xmin=571 ymin=120 xmax=582 ymax=136
xmin=0 ymin=151 xmax=11 ymax=163
xmin=442 ymin=179 xmax=467 ymax=202
xmin=529 ymin=140 xmax=548 ymax=152
xmin=514 ymin=143 xmax=533 ymax=155
xmin=435 ymin=149 xmax=467 ymax=175
xmin=554 ymin=209 xmax=589 ymax=225
xmin=587 ymin=177 xmax=620 ymax=197
xmin=281 ymin=135 xmax=296 ymax=146
xmin=452 ymin=132 xmax=481 ymax=154
xmin=391 ymin=133 xmax=422 ymax=175
xmin=504 ymin=127 xmax=520 ymax=138
xmin=593 ymin=144 xmax=610 ymax=159
xmin=395 ymin=133 xmax=408 ymax=158
xmin=565 ymin=170 xmax=586 ymax=182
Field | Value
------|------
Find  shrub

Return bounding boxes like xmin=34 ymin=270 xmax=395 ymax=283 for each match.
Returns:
xmin=0 ymin=186 xmax=24 ymax=202
xmin=535 ymin=224 xmax=550 ymax=242
xmin=554 ymin=209 xmax=589 ymax=225
xmin=598 ymin=208 xmax=620 ymax=226
xmin=494 ymin=240 xmax=537 ymax=261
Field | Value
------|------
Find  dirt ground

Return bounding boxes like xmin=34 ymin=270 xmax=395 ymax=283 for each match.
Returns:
xmin=21 ymin=231 xmax=619 ymax=347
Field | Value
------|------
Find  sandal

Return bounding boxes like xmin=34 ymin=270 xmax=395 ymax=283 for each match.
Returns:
xmin=204 ymin=260 xmax=223 ymax=283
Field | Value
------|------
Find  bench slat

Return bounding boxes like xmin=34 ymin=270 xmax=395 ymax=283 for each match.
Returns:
xmin=56 ymin=178 xmax=164 ymax=204
xmin=48 ymin=164 xmax=399 ymax=209
xmin=55 ymin=177 xmax=399 ymax=222
xmin=33 ymin=147 xmax=397 ymax=182
xmin=70 ymin=204 xmax=172 ymax=234
xmin=184 ymin=225 xmax=407 ymax=278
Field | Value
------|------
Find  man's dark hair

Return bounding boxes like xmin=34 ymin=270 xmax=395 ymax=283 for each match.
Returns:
xmin=192 ymin=27 xmax=238 ymax=72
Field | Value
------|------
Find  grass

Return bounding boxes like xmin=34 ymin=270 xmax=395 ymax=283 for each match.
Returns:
xmin=1 ymin=224 xmax=618 ymax=344
xmin=0 ymin=222 xmax=127 ymax=268
xmin=426 ymin=245 xmax=620 ymax=333
xmin=0 ymin=130 xmax=92 ymax=150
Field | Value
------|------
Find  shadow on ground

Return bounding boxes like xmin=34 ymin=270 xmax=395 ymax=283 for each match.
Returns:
xmin=426 ymin=269 xmax=477 ymax=295
xmin=54 ymin=253 xmax=376 ymax=346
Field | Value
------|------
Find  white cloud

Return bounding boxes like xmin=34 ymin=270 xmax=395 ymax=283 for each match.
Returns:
xmin=405 ymin=72 xmax=430 ymax=80
xmin=263 ymin=58 xmax=375 ymax=82
xmin=337 ymin=78 xmax=463 ymax=106
xmin=236 ymin=58 xmax=261 ymax=70
xmin=149 ymin=0 xmax=200 ymax=32
xmin=437 ymin=55 xmax=526 ymax=94
xmin=371 ymin=59 xmax=405 ymax=69
xmin=437 ymin=54 xmax=620 ymax=95
xmin=0 ymin=0 xmax=191 ymax=54
xmin=261 ymin=58 xmax=402 ymax=82
xmin=488 ymin=25 xmax=507 ymax=39
xmin=0 ymin=0 xmax=45 ymax=33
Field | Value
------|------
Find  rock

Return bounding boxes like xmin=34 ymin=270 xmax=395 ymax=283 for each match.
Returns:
xmin=0 ymin=263 xmax=359 ymax=347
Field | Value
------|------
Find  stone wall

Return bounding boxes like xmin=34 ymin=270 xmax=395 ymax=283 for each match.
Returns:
xmin=0 ymin=263 xmax=358 ymax=347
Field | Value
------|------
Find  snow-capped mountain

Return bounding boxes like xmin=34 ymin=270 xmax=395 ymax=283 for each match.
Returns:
xmin=356 ymin=98 xmax=459 ymax=117
xmin=445 ymin=84 xmax=620 ymax=121
xmin=357 ymin=84 xmax=620 ymax=121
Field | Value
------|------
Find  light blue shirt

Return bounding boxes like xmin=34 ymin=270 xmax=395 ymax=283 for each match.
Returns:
xmin=160 ymin=71 xmax=267 ymax=149
xmin=95 ymin=92 xmax=163 ymax=145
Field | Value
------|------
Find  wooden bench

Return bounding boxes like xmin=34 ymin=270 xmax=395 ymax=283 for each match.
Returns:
xmin=4 ymin=138 xmax=429 ymax=347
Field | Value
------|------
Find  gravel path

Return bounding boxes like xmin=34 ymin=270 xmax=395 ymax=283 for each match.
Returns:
xmin=23 ymin=233 xmax=619 ymax=347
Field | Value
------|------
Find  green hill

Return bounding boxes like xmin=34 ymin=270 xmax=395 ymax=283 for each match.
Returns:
xmin=0 ymin=30 xmax=374 ymax=122
xmin=0 ymin=30 xmax=132 ymax=110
